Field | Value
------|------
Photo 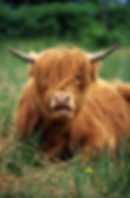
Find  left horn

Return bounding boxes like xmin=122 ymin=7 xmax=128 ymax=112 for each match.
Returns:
xmin=89 ymin=44 xmax=119 ymax=62
xmin=9 ymin=48 xmax=35 ymax=63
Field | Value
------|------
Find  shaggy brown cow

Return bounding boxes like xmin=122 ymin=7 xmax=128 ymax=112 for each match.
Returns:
xmin=10 ymin=45 xmax=130 ymax=160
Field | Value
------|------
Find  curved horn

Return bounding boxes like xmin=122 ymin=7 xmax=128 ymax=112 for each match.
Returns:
xmin=89 ymin=44 xmax=119 ymax=62
xmin=9 ymin=48 xmax=35 ymax=63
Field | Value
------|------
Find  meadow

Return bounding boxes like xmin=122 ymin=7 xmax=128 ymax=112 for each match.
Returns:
xmin=0 ymin=38 xmax=130 ymax=198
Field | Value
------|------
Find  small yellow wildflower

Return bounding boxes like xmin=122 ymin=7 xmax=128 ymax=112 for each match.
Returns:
xmin=85 ymin=167 xmax=94 ymax=174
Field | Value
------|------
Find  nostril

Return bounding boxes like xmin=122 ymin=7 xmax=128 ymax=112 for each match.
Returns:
xmin=54 ymin=95 xmax=60 ymax=103
xmin=64 ymin=95 xmax=70 ymax=102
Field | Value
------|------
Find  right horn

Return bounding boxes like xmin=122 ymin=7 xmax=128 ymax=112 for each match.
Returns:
xmin=89 ymin=44 xmax=119 ymax=62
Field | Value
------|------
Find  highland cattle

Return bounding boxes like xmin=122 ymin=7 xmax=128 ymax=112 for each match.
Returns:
xmin=10 ymin=45 xmax=130 ymax=160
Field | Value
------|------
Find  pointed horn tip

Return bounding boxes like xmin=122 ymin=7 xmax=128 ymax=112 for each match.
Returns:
xmin=110 ymin=44 xmax=120 ymax=50
xmin=104 ymin=44 xmax=120 ymax=55
xmin=8 ymin=48 xmax=15 ymax=53
xmin=8 ymin=48 xmax=20 ymax=56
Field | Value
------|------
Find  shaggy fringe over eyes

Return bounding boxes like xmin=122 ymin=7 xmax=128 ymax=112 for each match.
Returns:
xmin=32 ymin=47 xmax=100 ymax=85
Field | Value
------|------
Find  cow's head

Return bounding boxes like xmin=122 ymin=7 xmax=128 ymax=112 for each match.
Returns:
xmin=9 ymin=45 xmax=118 ymax=122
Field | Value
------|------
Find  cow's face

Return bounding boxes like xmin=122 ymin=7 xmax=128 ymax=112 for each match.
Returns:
xmin=33 ymin=49 xmax=92 ymax=122
xmin=10 ymin=45 xmax=118 ymax=122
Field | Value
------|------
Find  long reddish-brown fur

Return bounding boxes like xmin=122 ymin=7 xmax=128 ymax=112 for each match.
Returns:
xmin=16 ymin=47 xmax=130 ymax=160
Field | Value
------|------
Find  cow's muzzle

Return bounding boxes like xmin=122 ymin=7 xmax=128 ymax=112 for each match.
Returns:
xmin=50 ymin=91 xmax=75 ymax=118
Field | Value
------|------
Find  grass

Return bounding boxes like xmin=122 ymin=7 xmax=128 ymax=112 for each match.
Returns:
xmin=0 ymin=38 xmax=130 ymax=198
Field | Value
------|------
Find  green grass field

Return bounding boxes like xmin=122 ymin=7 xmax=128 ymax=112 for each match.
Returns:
xmin=0 ymin=39 xmax=130 ymax=198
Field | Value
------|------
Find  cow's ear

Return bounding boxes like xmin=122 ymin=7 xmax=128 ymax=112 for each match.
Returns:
xmin=9 ymin=49 xmax=37 ymax=63
xmin=89 ymin=45 xmax=119 ymax=63
xmin=90 ymin=61 xmax=101 ymax=81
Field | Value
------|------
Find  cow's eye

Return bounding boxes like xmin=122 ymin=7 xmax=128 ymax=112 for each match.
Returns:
xmin=75 ymin=74 xmax=82 ymax=81
xmin=75 ymin=74 xmax=85 ymax=90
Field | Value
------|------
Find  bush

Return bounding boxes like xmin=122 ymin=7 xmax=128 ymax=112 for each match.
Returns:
xmin=0 ymin=3 xmax=129 ymax=46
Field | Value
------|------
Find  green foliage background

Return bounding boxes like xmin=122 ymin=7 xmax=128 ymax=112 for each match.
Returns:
xmin=0 ymin=3 xmax=130 ymax=46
